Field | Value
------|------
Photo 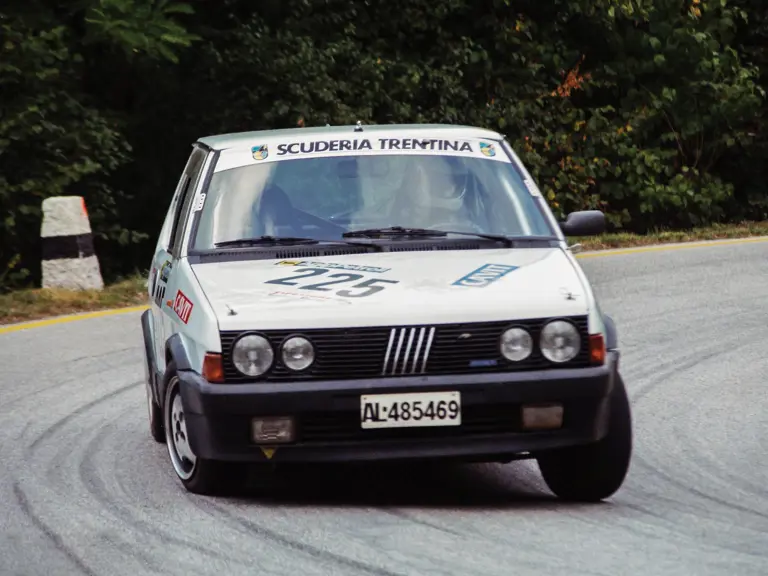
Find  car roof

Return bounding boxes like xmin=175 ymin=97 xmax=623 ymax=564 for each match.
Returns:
xmin=196 ymin=123 xmax=505 ymax=151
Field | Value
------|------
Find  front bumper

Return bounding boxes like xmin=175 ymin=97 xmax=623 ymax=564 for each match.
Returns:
xmin=179 ymin=350 xmax=620 ymax=463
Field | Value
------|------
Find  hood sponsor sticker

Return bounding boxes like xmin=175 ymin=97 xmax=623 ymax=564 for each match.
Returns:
xmin=172 ymin=290 xmax=194 ymax=324
xmin=268 ymin=290 xmax=353 ymax=305
xmin=275 ymin=259 xmax=391 ymax=273
xmin=266 ymin=264 xmax=399 ymax=298
xmin=452 ymin=263 xmax=519 ymax=288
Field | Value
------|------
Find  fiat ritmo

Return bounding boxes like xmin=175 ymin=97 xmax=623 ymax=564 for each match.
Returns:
xmin=141 ymin=122 xmax=633 ymax=500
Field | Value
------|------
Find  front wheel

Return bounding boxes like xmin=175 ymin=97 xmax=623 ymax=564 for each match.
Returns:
xmin=147 ymin=381 xmax=165 ymax=443
xmin=536 ymin=373 xmax=633 ymax=502
xmin=143 ymin=346 xmax=164 ymax=443
xmin=163 ymin=361 xmax=245 ymax=495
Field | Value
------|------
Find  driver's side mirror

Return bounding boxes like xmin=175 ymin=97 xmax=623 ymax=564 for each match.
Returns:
xmin=559 ymin=210 xmax=606 ymax=237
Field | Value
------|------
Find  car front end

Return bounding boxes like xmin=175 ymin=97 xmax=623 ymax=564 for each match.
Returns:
xmin=177 ymin=263 xmax=618 ymax=465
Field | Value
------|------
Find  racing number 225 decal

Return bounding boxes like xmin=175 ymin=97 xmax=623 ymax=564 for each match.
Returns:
xmin=264 ymin=267 xmax=398 ymax=298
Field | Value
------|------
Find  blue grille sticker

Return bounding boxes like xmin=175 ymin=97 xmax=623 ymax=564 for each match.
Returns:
xmin=469 ymin=359 xmax=499 ymax=367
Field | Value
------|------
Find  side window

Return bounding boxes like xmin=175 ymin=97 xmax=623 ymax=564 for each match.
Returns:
xmin=168 ymin=147 xmax=208 ymax=256
xmin=157 ymin=173 xmax=189 ymax=250
xmin=156 ymin=149 xmax=202 ymax=251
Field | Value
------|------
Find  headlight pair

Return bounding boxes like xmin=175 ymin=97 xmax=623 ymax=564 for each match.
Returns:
xmin=231 ymin=333 xmax=314 ymax=377
xmin=500 ymin=320 xmax=580 ymax=363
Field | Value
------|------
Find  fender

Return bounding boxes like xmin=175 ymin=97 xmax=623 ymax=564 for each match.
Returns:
xmin=141 ymin=310 xmax=160 ymax=404
xmin=165 ymin=332 xmax=194 ymax=371
xmin=602 ymin=313 xmax=618 ymax=351
xmin=160 ymin=332 xmax=195 ymax=406
xmin=597 ymin=313 xmax=621 ymax=436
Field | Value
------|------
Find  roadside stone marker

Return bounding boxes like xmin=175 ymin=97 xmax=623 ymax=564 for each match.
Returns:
xmin=40 ymin=196 xmax=104 ymax=291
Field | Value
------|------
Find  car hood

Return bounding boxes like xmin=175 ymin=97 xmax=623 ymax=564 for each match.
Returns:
xmin=190 ymin=248 xmax=590 ymax=331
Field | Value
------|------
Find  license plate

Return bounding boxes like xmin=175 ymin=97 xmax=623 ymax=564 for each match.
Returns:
xmin=360 ymin=391 xmax=461 ymax=429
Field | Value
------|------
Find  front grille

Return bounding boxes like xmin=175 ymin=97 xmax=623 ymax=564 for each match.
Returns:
xmin=298 ymin=403 xmax=524 ymax=443
xmin=382 ymin=326 xmax=437 ymax=375
xmin=219 ymin=315 xmax=591 ymax=383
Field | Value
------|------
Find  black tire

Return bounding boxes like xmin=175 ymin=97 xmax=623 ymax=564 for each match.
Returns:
xmin=163 ymin=360 xmax=246 ymax=496
xmin=143 ymin=345 xmax=165 ymax=443
xmin=147 ymin=383 xmax=165 ymax=443
xmin=536 ymin=373 xmax=633 ymax=502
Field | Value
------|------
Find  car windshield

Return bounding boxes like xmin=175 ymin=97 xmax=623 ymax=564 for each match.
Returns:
xmin=191 ymin=141 xmax=555 ymax=250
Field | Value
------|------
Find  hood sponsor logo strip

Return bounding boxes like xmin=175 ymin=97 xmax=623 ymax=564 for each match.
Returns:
xmin=382 ymin=326 xmax=436 ymax=375
xmin=452 ymin=263 xmax=519 ymax=288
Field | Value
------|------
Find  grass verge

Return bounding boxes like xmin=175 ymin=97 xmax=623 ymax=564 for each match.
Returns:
xmin=575 ymin=220 xmax=768 ymax=251
xmin=1 ymin=220 xmax=767 ymax=326
xmin=0 ymin=275 xmax=148 ymax=325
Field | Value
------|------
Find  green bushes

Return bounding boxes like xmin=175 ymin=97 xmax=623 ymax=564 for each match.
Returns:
xmin=1 ymin=0 xmax=766 ymax=289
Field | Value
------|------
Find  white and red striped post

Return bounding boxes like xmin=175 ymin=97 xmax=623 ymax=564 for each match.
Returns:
xmin=40 ymin=196 xmax=104 ymax=290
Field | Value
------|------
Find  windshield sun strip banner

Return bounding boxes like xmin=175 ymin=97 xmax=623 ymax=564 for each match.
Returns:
xmin=212 ymin=135 xmax=513 ymax=173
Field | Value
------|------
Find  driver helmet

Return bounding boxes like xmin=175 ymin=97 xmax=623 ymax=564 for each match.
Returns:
xmin=339 ymin=155 xmax=409 ymax=215
xmin=412 ymin=155 xmax=469 ymax=212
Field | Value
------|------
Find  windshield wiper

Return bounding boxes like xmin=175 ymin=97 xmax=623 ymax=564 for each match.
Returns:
xmin=214 ymin=235 xmax=385 ymax=250
xmin=342 ymin=226 xmax=556 ymax=247
xmin=215 ymin=236 xmax=321 ymax=247
xmin=344 ymin=226 xmax=447 ymax=238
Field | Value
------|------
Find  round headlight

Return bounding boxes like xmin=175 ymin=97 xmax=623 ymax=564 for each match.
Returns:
xmin=500 ymin=327 xmax=533 ymax=362
xmin=232 ymin=334 xmax=274 ymax=377
xmin=540 ymin=320 xmax=580 ymax=363
xmin=282 ymin=336 xmax=315 ymax=371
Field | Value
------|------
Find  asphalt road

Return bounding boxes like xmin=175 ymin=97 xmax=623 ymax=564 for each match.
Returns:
xmin=2 ymin=239 xmax=767 ymax=576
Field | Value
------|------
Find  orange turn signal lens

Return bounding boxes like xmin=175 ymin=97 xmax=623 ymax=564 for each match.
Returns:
xmin=589 ymin=334 xmax=605 ymax=365
xmin=202 ymin=352 xmax=225 ymax=383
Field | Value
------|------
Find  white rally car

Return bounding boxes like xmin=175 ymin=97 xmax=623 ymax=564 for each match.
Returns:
xmin=141 ymin=122 xmax=633 ymax=500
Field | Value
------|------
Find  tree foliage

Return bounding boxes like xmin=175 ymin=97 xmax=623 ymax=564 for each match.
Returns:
xmin=1 ymin=0 xmax=766 ymax=289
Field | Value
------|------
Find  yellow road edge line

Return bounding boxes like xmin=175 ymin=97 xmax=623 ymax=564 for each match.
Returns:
xmin=1 ymin=234 xmax=767 ymax=335
xmin=0 ymin=305 xmax=150 ymax=335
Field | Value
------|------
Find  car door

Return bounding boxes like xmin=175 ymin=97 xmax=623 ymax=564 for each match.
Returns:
xmin=149 ymin=145 xmax=209 ymax=375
